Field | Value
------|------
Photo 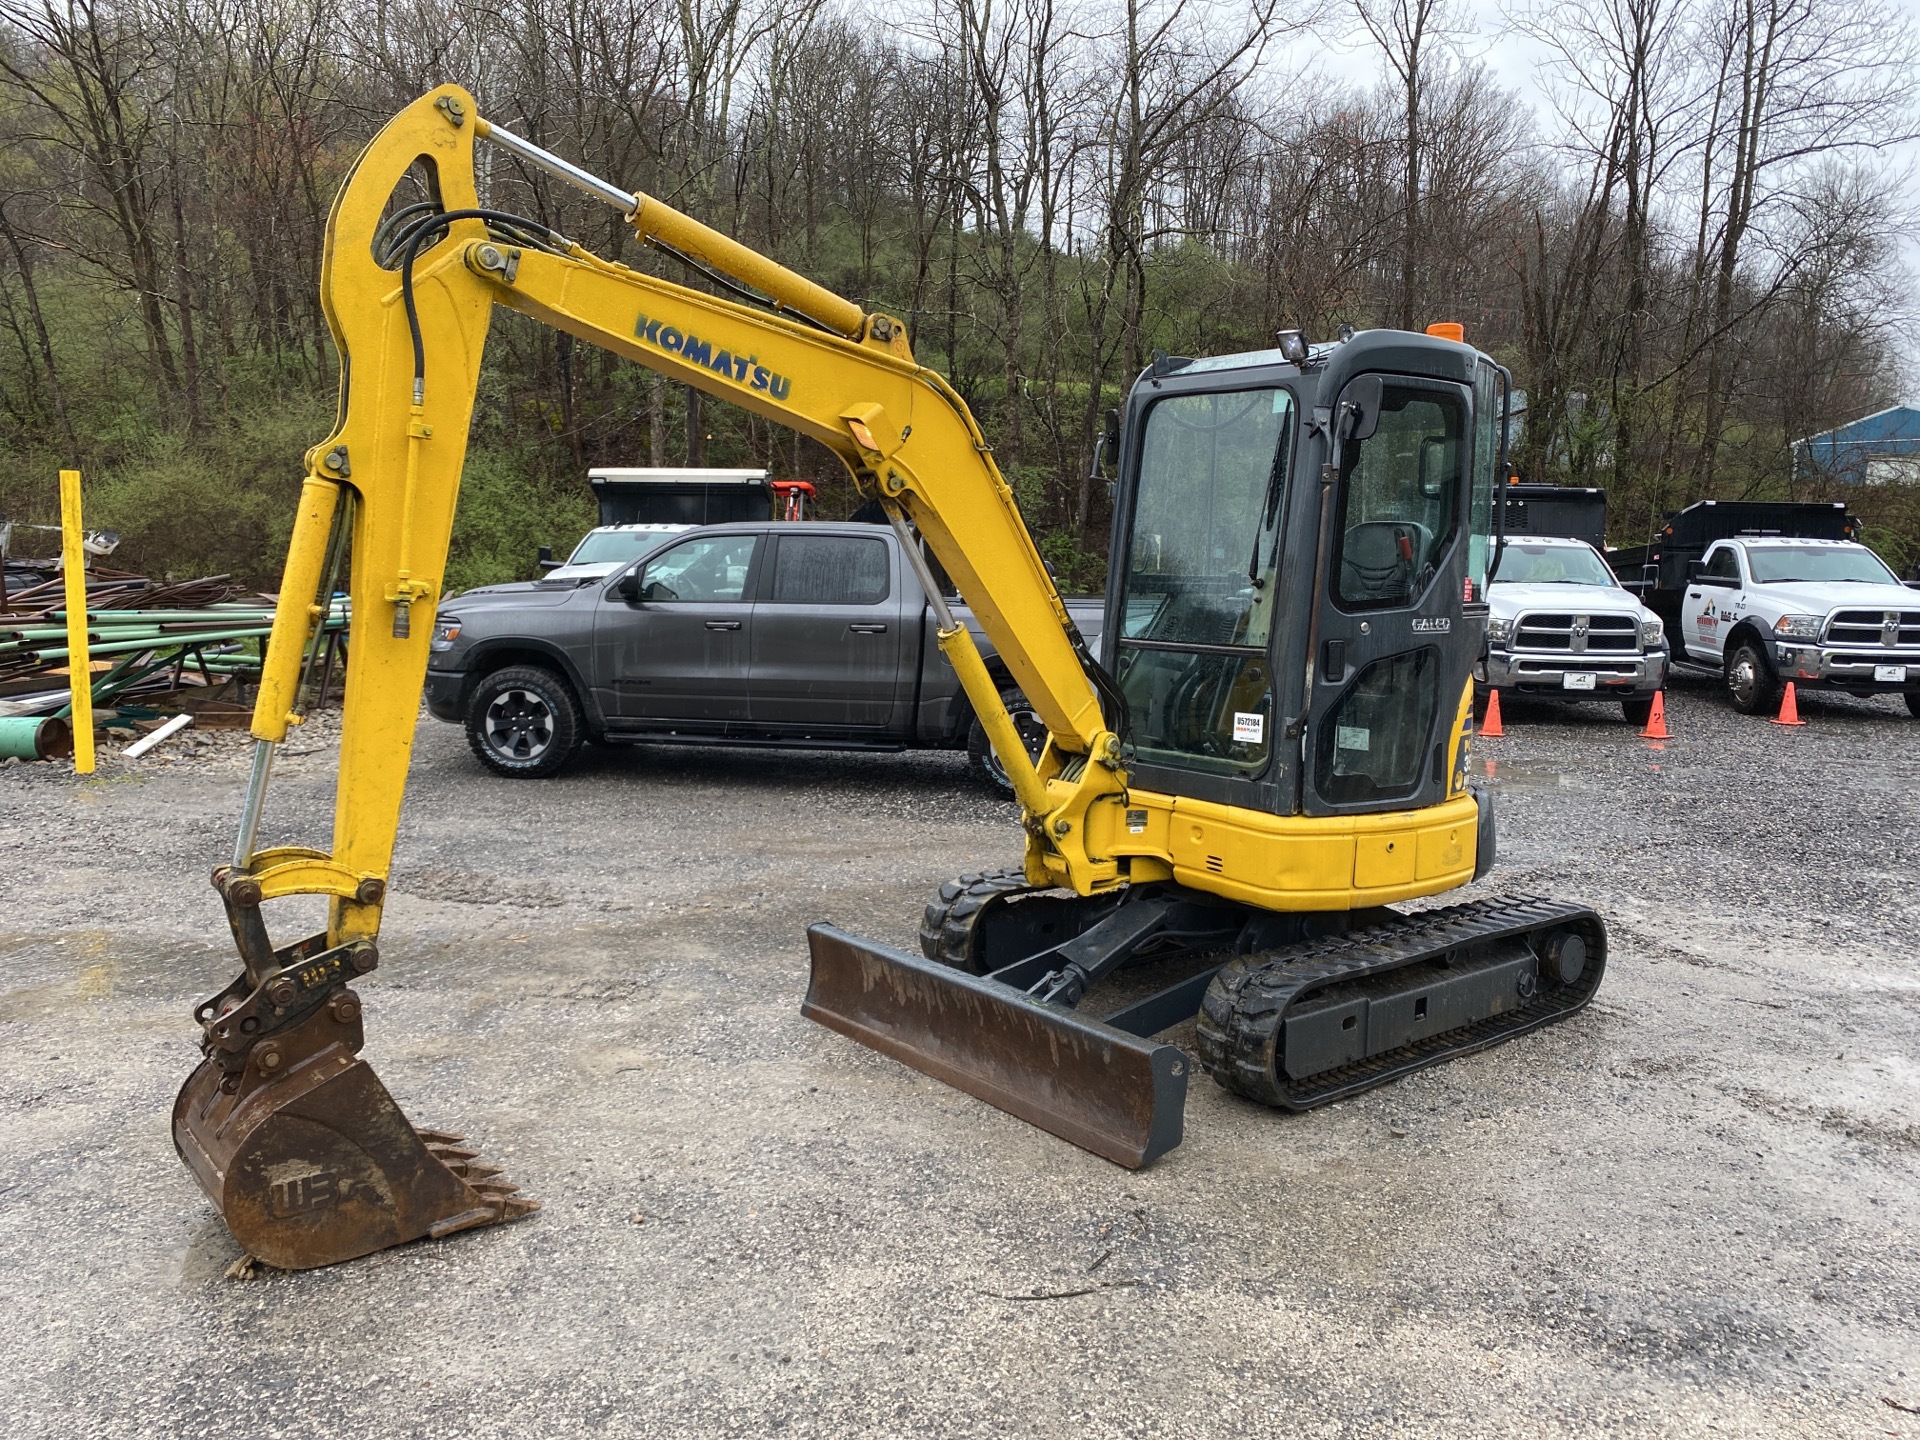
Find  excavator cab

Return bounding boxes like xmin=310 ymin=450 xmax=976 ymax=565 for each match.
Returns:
xmin=1107 ymin=335 xmax=1499 ymax=823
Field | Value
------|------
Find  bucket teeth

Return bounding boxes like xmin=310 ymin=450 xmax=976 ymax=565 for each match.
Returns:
xmin=426 ymin=1141 xmax=535 ymax=1214
xmin=413 ymin=1127 xmax=467 ymax=1145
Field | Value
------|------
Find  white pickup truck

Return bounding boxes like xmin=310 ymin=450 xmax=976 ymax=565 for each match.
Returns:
xmin=1478 ymin=534 xmax=1669 ymax=724
xmin=1678 ymin=536 xmax=1920 ymax=716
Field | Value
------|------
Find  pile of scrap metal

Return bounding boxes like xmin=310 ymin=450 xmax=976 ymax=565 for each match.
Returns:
xmin=0 ymin=557 xmax=348 ymax=761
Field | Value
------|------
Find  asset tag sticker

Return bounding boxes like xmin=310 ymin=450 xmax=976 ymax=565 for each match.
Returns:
xmin=1232 ymin=712 xmax=1265 ymax=744
xmin=1336 ymin=725 xmax=1371 ymax=752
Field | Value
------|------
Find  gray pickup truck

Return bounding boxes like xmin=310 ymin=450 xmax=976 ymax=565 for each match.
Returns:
xmin=425 ymin=520 xmax=1103 ymax=788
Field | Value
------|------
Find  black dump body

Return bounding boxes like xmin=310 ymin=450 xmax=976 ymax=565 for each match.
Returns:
xmin=1606 ymin=499 xmax=1858 ymax=626
xmin=591 ymin=473 xmax=774 ymax=526
xmin=1502 ymin=485 xmax=1607 ymax=550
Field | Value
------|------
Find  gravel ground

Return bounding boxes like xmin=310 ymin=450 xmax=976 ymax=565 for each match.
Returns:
xmin=2 ymin=669 xmax=1917 ymax=1439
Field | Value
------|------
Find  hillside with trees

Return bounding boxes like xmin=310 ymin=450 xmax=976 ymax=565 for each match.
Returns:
xmin=1 ymin=0 xmax=1915 ymax=590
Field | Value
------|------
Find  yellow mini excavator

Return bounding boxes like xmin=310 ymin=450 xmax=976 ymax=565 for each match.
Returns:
xmin=174 ymin=87 xmax=1604 ymax=1269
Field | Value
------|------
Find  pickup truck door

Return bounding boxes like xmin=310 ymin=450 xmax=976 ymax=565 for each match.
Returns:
xmin=747 ymin=530 xmax=906 ymax=731
xmin=594 ymin=532 xmax=761 ymax=728
xmin=1681 ymin=543 xmax=1742 ymax=662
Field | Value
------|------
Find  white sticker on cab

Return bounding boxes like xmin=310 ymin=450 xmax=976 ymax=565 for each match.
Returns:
xmin=1233 ymin=711 xmax=1265 ymax=744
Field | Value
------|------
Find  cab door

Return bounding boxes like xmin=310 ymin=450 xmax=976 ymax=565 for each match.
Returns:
xmin=747 ymin=530 xmax=906 ymax=732
xmin=1681 ymin=543 xmax=1742 ymax=662
xmin=593 ymin=531 xmax=761 ymax=729
xmin=1299 ymin=372 xmax=1477 ymax=819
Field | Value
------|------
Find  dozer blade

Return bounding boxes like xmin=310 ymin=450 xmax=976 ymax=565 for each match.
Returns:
xmin=803 ymin=924 xmax=1188 ymax=1168
xmin=172 ymin=993 xmax=537 ymax=1270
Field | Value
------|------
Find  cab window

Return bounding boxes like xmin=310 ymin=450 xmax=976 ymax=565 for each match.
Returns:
xmin=1703 ymin=547 xmax=1740 ymax=582
xmin=769 ymin=534 xmax=890 ymax=604
xmin=637 ymin=534 xmax=758 ymax=602
xmin=1335 ymin=382 xmax=1466 ymax=609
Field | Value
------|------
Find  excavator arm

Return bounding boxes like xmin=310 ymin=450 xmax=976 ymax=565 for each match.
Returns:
xmin=175 ymin=86 xmax=1140 ymax=1268
xmin=245 ymin=86 xmax=1124 ymax=921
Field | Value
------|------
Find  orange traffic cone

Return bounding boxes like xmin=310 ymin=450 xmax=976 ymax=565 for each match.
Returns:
xmin=1480 ymin=688 xmax=1505 ymax=737
xmin=1772 ymin=681 xmax=1806 ymax=726
xmin=1641 ymin=690 xmax=1669 ymax=739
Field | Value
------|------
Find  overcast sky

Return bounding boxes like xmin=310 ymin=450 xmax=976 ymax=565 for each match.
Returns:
xmin=1351 ymin=0 xmax=1920 ymax=391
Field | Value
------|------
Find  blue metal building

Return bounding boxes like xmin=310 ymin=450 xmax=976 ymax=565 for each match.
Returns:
xmin=1794 ymin=406 xmax=1920 ymax=485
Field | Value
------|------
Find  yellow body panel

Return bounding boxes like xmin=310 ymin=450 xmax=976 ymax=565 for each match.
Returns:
xmin=1092 ymin=789 xmax=1479 ymax=910
xmin=244 ymin=86 xmax=1483 ymax=955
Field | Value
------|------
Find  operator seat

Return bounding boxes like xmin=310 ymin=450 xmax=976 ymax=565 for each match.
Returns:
xmin=1341 ymin=520 xmax=1430 ymax=603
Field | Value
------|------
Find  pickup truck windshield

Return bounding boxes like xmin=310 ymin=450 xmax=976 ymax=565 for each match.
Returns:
xmin=1747 ymin=546 xmax=1897 ymax=585
xmin=1490 ymin=543 xmax=1615 ymax=586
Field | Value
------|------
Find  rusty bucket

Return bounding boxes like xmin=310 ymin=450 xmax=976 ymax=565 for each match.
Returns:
xmin=173 ymin=984 xmax=536 ymax=1270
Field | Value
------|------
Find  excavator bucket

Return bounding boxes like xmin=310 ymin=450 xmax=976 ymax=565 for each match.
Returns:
xmin=803 ymin=924 xmax=1189 ymax=1168
xmin=173 ymin=972 xmax=536 ymax=1271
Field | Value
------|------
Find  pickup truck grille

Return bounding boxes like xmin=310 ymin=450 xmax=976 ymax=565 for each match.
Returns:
xmin=1825 ymin=609 xmax=1920 ymax=648
xmin=1513 ymin=612 xmax=1640 ymax=654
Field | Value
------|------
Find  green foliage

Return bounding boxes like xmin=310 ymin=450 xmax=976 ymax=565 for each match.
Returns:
xmin=444 ymin=447 xmax=598 ymax=593
xmin=68 ymin=398 xmax=333 ymax=585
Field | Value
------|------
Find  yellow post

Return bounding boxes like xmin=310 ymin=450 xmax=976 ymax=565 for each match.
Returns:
xmin=58 ymin=469 xmax=95 ymax=775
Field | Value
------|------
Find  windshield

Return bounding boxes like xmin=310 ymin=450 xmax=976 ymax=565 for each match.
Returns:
xmin=1747 ymin=546 xmax=1897 ymax=585
xmin=1120 ymin=388 xmax=1293 ymax=646
xmin=568 ymin=530 xmax=667 ymax=566
xmin=1491 ymin=542 xmax=1616 ymax=586
xmin=1114 ymin=386 xmax=1295 ymax=779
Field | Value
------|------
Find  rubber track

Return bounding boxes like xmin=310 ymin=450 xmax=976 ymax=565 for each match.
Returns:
xmin=1194 ymin=894 xmax=1606 ymax=1111
xmin=918 ymin=867 xmax=1037 ymax=972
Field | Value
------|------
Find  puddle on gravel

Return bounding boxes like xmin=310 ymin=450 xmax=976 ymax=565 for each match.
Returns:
xmin=1478 ymin=756 xmax=1586 ymax=791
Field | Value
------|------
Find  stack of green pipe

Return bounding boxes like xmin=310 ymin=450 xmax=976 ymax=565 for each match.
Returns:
xmin=0 ymin=600 xmax=348 ymax=695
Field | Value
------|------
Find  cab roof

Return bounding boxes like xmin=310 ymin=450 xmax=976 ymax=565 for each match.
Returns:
xmin=1168 ymin=326 xmax=1487 ymax=378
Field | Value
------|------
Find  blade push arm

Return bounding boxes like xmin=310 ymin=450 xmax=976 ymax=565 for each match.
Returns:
xmin=238 ymin=85 xmax=1129 ymax=956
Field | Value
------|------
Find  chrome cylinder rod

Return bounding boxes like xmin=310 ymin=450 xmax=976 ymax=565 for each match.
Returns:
xmin=232 ymin=738 xmax=276 ymax=869
xmin=476 ymin=119 xmax=636 ymax=216
xmin=884 ymin=508 xmax=958 ymax=632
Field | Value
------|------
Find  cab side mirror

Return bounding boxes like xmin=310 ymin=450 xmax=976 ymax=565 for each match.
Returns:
xmin=613 ymin=570 xmax=641 ymax=601
xmin=537 ymin=545 xmax=561 ymax=572
xmin=1686 ymin=560 xmax=1704 ymax=580
xmin=1339 ymin=375 xmax=1383 ymax=442
xmin=1102 ymin=407 xmax=1121 ymax=456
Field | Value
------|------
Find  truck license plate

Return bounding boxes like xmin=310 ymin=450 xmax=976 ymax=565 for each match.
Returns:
xmin=1561 ymin=672 xmax=1598 ymax=691
xmin=1875 ymin=664 xmax=1907 ymax=682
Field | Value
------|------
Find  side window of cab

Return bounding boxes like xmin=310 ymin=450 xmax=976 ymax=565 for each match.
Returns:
xmin=1704 ymin=545 xmax=1741 ymax=583
xmin=636 ymin=534 xmax=759 ymax=602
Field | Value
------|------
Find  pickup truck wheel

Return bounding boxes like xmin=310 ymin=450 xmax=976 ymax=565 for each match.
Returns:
xmin=1906 ymin=691 xmax=1920 ymax=719
xmin=1620 ymin=695 xmax=1655 ymax=726
xmin=968 ymin=688 xmax=1047 ymax=796
xmin=1723 ymin=637 xmax=1779 ymax=716
xmin=466 ymin=666 xmax=580 ymax=777
xmin=1471 ymin=685 xmax=1491 ymax=723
